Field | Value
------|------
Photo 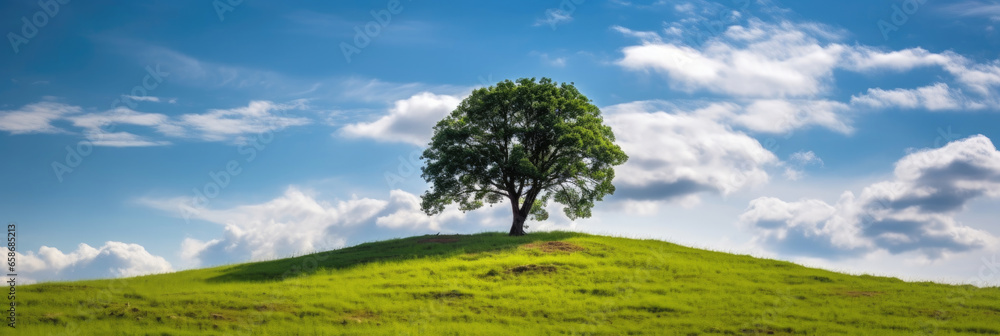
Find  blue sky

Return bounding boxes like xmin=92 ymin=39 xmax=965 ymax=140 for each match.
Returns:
xmin=3 ymin=0 xmax=1000 ymax=284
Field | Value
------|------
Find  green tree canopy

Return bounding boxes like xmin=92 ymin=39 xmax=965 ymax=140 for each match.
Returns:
xmin=420 ymin=78 xmax=628 ymax=236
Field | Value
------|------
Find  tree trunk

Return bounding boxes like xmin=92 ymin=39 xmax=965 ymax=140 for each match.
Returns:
xmin=509 ymin=213 xmax=527 ymax=236
xmin=508 ymin=197 xmax=527 ymax=236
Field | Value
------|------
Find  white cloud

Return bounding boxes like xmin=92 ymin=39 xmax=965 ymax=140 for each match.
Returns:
xmin=850 ymin=83 xmax=967 ymax=111
xmin=789 ymin=151 xmax=823 ymax=166
xmin=604 ymin=101 xmax=778 ymax=203
xmin=146 ymin=186 xmax=502 ymax=266
xmin=67 ymin=107 xmax=173 ymax=147
xmin=157 ymin=186 xmax=388 ymax=265
xmin=663 ymin=26 xmax=683 ymax=37
xmin=144 ymin=185 xmax=589 ymax=267
xmin=843 ymin=47 xmax=954 ymax=72
xmin=17 ymin=241 xmax=172 ymax=283
xmin=784 ymin=150 xmax=823 ymax=181
xmin=1 ymin=99 xmax=312 ymax=146
xmin=615 ymin=19 xmax=1000 ymax=119
xmin=942 ymin=1 xmax=1000 ymax=21
xmin=731 ymin=99 xmax=852 ymax=134
xmin=176 ymin=100 xmax=311 ymax=142
xmin=674 ymin=3 xmax=695 ymax=13
xmin=846 ymin=47 xmax=1000 ymax=97
xmin=619 ymin=200 xmax=664 ymax=215
xmin=617 ymin=20 xmax=846 ymax=98
xmin=0 ymin=101 xmax=81 ymax=134
xmin=119 ymin=95 xmax=175 ymax=104
xmin=68 ymin=107 xmax=168 ymax=130
xmin=535 ymin=8 xmax=573 ymax=28
xmin=87 ymin=131 xmax=171 ymax=147
xmin=741 ymin=195 xmax=870 ymax=255
xmin=532 ymin=52 xmax=567 ymax=67
xmin=123 ymin=95 xmax=162 ymax=103
xmin=340 ymin=92 xmax=462 ymax=146
xmin=741 ymin=135 xmax=1000 ymax=259
xmin=856 ymin=82 xmax=999 ymax=111
xmin=783 ymin=168 xmax=804 ymax=181
xmin=612 ymin=25 xmax=663 ymax=43
xmin=607 ymin=98 xmax=852 ymax=136
xmin=374 ymin=189 xmax=467 ymax=230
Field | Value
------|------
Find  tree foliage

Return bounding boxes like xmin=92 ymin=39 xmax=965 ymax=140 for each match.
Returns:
xmin=420 ymin=78 xmax=628 ymax=235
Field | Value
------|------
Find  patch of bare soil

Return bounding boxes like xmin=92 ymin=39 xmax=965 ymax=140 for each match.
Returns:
xmin=344 ymin=310 xmax=378 ymax=323
xmin=40 ymin=313 xmax=63 ymax=323
xmin=506 ymin=264 xmax=558 ymax=274
xmin=254 ymin=303 xmax=295 ymax=312
xmin=414 ymin=290 xmax=474 ymax=299
xmin=522 ymin=241 xmax=585 ymax=253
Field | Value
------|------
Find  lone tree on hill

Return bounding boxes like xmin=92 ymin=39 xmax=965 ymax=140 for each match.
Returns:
xmin=420 ymin=78 xmax=628 ymax=236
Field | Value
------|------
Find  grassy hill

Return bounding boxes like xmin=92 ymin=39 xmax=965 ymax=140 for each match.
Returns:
xmin=18 ymin=231 xmax=1000 ymax=335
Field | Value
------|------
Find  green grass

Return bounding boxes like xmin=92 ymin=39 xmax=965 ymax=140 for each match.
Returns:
xmin=16 ymin=231 xmax=1000 ymax=335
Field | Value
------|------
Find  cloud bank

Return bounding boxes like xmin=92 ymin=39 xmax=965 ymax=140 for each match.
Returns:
xmin=17 ymin=241 xmax=173 ymax=283
xmin=741 ymin=135 xmax=1000 ymax=259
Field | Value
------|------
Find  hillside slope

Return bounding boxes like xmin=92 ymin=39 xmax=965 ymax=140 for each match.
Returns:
xmin=19 ymin=232 xmax=1000 ymax=335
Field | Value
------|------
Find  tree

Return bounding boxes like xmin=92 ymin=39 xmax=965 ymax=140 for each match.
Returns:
xmin=420 ymin=78 xmax=628 ymax=236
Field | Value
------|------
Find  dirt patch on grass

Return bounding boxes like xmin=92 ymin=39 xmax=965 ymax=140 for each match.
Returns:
xmin=574 ymin=288 xmax=616 ymax=296
xmin=522 ymin=241 xmax=584 ymax=253
xmin=414 ymin=290 xmax=473 ymax=300
xmin=41 ymin=312 xmax=63 ymax=324
xmin=209 ymin=313 xmax=233 ymax=321
xmin=841 ymin=291 xmax=883 ymax=297
xmin=345 ymin=310 xmax=378 ymax=323
xmin=254 ymin=303 xmax=296 ymax=312
xmin=507 ymin=264 xmax=558 ymax=274
xmin=435 ymin=290 xmax=472 ymax=299
xmin=417 ymin=236 xmax=460 ymax=243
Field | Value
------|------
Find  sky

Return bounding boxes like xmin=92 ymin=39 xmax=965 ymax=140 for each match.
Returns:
xmin=2 ymin=0 xmax=1000 ymax=285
